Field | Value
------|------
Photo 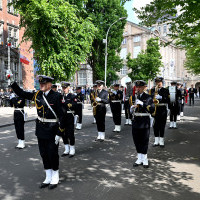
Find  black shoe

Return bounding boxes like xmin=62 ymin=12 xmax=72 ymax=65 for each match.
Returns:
xmin=153 ymin=144 xmax=159 ymax=147
xmin=133 ymin=162 xmax=142 ymax=167
xmin=69 ymin=154 xmax=74 ymax=158
xmin=48 ymin=184 xmax=57 ymax=190
xmin=169 ymin=127 xmax=173 ymax=129
xmin=95 ymin=138 xmax=101 ymax=141
xmin=143 ymin=164 xmax=149 ymax=168
xmin=39 ymin=183 xmax=50 ymax=189
xmin=61 ymin=153 xmax=69 ymax=157
xmin=99 ymin=139 xmax=104 ymax=142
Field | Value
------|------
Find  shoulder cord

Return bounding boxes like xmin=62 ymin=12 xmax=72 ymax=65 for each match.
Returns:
xmin=33 ymin=90 xmax=44 ymax=118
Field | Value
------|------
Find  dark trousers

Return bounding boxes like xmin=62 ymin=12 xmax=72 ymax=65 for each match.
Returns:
xmin=180 ymin=103 xmax=184 ymax=112
xmin=189 ymin=95 xmax=194 ymax=105
xmin=76 ymin=104 xmax=82 ymax=123
xmin=153 ymin=109 xmax=167 ymax=137
xmin=95 ymin=106 xmax=106 ymax=132
xmin=170 ymin=106 xmax=178 ymax=122
xmin=124 ymin=100 xmax=132 ymax=119
xmin=14 ymin=119 xmax=25 ymax=140
xmin=38 ymin=137 xmax=59 ymax=170
xmin=132 ymin=128 xmax=150 ymax=154
xmin=110 ymin=103 xmax=121 ymax=125
xmin=62 ymin=114 xmax=75 ymax=145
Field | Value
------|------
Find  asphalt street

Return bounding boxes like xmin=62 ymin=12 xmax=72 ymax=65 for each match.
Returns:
xmin=0 ymin=102 xmax=200 ymax=200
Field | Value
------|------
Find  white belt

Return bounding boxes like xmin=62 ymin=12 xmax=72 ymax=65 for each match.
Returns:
xmin=111 ymin=100 xmax=121 ymax=103
xmin=134 ymin=113 xmax=150 ymax=117
xmin=77 ymin=102 xmax=83 ymax=104
xmin=14 ymin=108 xmax=24 ymax=111
xmin=67 ymin=111 xmax=74 ymax=114
xmin=157 ymin=103 xmax=168 ymax=106
xmin=38 ymin=116 xmax=58 ymax=123
xmin=125 ymin=98 xmax=129 ymax=101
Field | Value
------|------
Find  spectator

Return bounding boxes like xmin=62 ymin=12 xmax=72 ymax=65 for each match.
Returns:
xmin=81 ymin=87 xmax=85 ymax=103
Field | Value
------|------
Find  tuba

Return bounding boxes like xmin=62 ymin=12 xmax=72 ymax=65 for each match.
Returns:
xmin=152 ymin=85 xmax=159 ymax=117
xmin=91 ymin=89 xmax=98 ymax=116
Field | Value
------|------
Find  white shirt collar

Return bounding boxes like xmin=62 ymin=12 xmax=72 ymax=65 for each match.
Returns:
xmin=44 ymin=89 xmax=51 ymax=96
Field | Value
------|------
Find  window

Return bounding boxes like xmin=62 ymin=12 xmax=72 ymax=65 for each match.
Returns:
xmin=14 ymin=63 xmax=18 ymax=71
xmin=120 ymin=48 xmax=127 ymax=60
xmin=168 ymin=24 xmax=172 ymax=33
xmin=158 ymin=26 xmax=161 ymax=33
xmin=163 ymin=25 xmax=167 ymax=35
xmin=0 ymin=0 xmax=2 ymax=9
xmin=120 ymin=66 xmax=127 ymax=75
xmin=133 ymin=35 xmax=141 ymax=42
xmin=8 ymin=27 xmax=12 ymax=38
xmin=78 ymin=71 xmax=87 ymax=85
xmin=133 ymin=46 xmax=141 ymax=58
xmin=122 ymin=38 xmax=126 ymax=45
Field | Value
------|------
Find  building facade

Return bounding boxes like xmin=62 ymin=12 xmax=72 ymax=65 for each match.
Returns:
xmin=0 ymin=0 xmax=34 ymax=90
xmin=119 ymin=21 xmax=200 ymax=89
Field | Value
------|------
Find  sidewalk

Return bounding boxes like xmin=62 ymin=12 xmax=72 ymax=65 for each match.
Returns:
xmin=0 ymin=107 xmax=37 ymax=128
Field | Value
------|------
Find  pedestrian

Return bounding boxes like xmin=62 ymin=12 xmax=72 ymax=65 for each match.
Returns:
xmin=188 ymin=84 xmax=197 ymax=106
xmin=185 ymin=87 xmax=188 ymax=104
xmin=9 ymin=75 xmax=65 ymax=190
xmin=10 ymin=90 xmax=26 ymax=149
xmin=74 ymin=86 xmax=84 ymax=130
xmin=176 ymin=82 xmax=182 ymax=121
xmin=130 ymin=80 xmax=155 ymax=168
xmin=60 ymin=81 xmax=77 ymax=158
xmin=168 ymin=81 xmax=182 ymax=129
xmin=92 ymin=80 xmax=109 ymax=142
xmin=81 ymin=87 xmax=85 ymax=104
xmin=149 ymin=77 xmax=169 ymax=147
xmin=109 ymin=83 xmax=123 ymax=132
xmin=0 ymin=89 xmax=4 ymax=107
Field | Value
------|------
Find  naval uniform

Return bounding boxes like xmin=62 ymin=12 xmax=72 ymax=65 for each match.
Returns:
xmin=11 ymin=82 xmax=65 ymax=171
xmin=109 ymin=90 xmax=123 ymax=126
xmin=179 ymin=88 xmax=187 ymax=115
xmin=149 ymin=87 xmax=170 ymax=138
xmin=169 ymin=87 xmax=182 ymax=123
xmin=75 ymin=92 xmax=84 ymax=124
xmin=10 ymin=95 xmax=25 ymax=141
xmin=131 ymin=93 xmax=155 ymax=155
xmin=95 ymin=89 xmax=109 ymax=132
xmin=61 ymin=93 xmax=77 ymax=146
xmin=188 ymin=88 xmax=197 ymax=106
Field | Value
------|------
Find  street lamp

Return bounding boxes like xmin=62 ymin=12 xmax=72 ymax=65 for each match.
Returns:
xmin=104 ymin=17 xmax=127 ymax=87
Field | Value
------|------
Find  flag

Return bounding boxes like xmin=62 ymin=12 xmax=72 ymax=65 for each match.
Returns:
xmin=20 ymin=54 xmax=30 ymax=65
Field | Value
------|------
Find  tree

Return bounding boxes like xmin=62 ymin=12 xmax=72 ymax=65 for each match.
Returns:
xmin=13 ymin=0 xmax=96 ymax=81
xmin=127 ymin=38 xmax=162 ymax=82
xmin=185 ymin=34 xmax=200 ymax=74
xmin=84 ymin=0 xmax=129 ymax=84
xmin=134 ymin=0 xmax=200 ymax=48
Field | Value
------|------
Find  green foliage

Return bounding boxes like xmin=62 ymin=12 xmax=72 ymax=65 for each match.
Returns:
xmin=127 ymin=38 xmax=162 ymax=82
xmin=84 ymin=0 xmax=129 ymax=84
xmin=134 ymin=0 xmax=200 ymax=75
xmin=13 ymin=0 xmax=96 ymax=81
xmin=185 ymin=34 xmax=200 ymax=74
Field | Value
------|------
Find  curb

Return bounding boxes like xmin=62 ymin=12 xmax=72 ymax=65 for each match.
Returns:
xmin=0 ymin=118 xmax=36 ymax=129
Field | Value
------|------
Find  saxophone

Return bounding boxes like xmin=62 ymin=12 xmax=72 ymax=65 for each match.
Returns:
xmin=152 ymin=85 xmax=159 ymax=117
xmin=91 ymin=89 xmax=98 ymax=116
xmin=129 ymin=90 xmax=139 ymax=116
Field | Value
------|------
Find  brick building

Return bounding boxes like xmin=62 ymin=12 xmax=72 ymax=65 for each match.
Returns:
xmin=0 ymin=0 xmax=34 ymax=90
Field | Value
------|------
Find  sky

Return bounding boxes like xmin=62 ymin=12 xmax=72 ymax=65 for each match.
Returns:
xmin=124 ymin=0 xmax=152 ymax=24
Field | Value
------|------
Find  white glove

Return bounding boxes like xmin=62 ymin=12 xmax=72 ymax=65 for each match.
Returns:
xmin=9 ymin=93 xmax=16 ymax=99
xmin=155 ymin=94 xmax=162 ymax=100
xmin=95 ymin=97 xmax=101 ymax=102
xmin=73 ymin=93 xmax=77 ymax=95
xmin=55 ymin=135 xmax=61 ymax=145
xmin=136 ymin=99 xmax=143 ymax=106
xmin=113 ymin=91 xmax=117 ymax=95
xmin=130 ymin=105 xmax=136 ymax=113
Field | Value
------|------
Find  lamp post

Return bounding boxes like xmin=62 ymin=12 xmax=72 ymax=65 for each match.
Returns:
xmin=104 ymin=17 xmax=126 ymax=87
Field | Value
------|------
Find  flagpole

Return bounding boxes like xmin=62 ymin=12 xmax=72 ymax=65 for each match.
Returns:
xmin=18 ymin=49 xmax=21 ymax=87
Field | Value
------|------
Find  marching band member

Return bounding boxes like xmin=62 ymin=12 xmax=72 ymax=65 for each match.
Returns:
xmin=9 ymin=75 xmax=65 ymax=189
xmin=168 ymin=81 xmax=182 ymax=129
xmin=74 ymin=86 xmax=84 ymax=130
xmin=92 ymin=80 xmax=109 ymax=142
xmin=10 ymin=91 xmax=26 ymax=149
xmin=130 ymin=80 xmax=155 ymax=168
xmin=149 ymin=77 xmax=170 ymax=147
xmin=60 ymin=82 xmax=77 ymax=157
xmin=109 ymin=83 xmax=123 ymax=132
xmin=179 ymin=84 xmax=187 ymax=117
xmin=124 ymin=81 xmax=133 ymax=125
xmin=90 ymin=84 xmax=97 ymax=124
